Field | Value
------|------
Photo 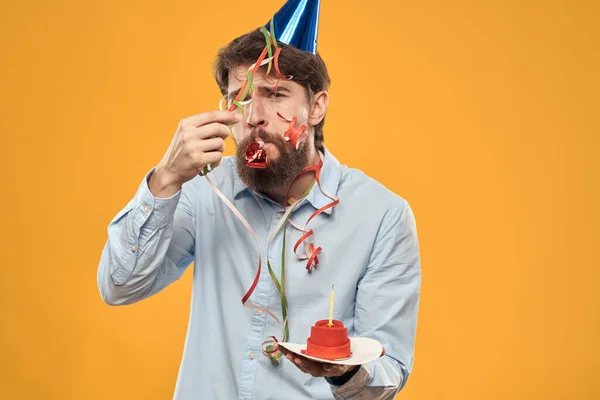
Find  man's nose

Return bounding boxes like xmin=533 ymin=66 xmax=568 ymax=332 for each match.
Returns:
xmin=245 ymin=99 xmax=268 ymax=129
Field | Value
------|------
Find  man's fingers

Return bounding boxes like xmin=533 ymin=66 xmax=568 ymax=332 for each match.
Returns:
xmin=193 ymin=150 xmax=222 ymax=169
xmin=316 ymin=362 xmax=345 ymax=377
xmin=293 ymin=357 xmax=322 ymax=377
xmin=194 ymin=122 xmax=231 ymax=141
xmin=291 ymin=355 xmax=328 ymax=377
xmin=276 ymin=345 xmax=347 ymax=378
xmin=211 ymin=159 xmax=222 ymax=169
xmin=295 ymin=357 xmax=350 ymax=378
xmin=198 ymin=137 xmax=226 ymax=153
xmin=182 ymin=110 xmax=241 ymax=129
xmin=281 ymin=350 xmax=316 ymax=373
xmin=323 ymin=364 xmax=348 ymax=377
xmin=276 ymin=344 xmax=289 ymax=356
xmin=283 ymin=353 xmax=308 ymax=373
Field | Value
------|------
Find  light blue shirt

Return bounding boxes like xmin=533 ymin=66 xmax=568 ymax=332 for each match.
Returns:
xmin=97 ymin=147 xmax=421 ymax=399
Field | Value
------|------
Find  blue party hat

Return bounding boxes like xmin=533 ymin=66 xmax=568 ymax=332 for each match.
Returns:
xmin=265 ymin=0 xmax=321 ymax=54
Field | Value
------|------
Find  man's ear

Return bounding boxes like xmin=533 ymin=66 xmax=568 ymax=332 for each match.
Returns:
xmin=308 ymin=90 xmax=328 ymax=126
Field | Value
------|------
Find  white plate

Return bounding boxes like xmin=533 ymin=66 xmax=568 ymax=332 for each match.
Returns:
xmin=278 ymin=337 xmax=383 ymax=366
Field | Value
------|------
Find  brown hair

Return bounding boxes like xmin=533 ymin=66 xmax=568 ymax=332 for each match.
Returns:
xmin=213 ymin=28 xmax=331 ymax=152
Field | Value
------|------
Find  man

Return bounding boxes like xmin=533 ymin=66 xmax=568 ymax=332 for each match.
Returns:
xmin=97 ymin=1 xmax=421 ymax=399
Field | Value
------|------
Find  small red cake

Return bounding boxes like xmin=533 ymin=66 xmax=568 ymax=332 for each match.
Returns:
xmin=301 ymin=320 xmax=351 ymax=360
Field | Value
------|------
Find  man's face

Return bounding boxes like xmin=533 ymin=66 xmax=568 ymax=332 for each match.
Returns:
xmin=227 ymin=65 xmax=312 ymax=155
xmin=227 ymin=65 xmax=313 ymax=193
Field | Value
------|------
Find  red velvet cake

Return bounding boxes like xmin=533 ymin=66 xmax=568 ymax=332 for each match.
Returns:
xmin=301 ymin=320 xmax=352 ymax=360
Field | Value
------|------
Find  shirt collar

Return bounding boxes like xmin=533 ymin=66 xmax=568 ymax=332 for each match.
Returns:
xmin=233 ymin=146 xmax=342 ymax=214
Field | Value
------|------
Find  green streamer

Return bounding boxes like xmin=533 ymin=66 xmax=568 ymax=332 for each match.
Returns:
xmin=270 ymin=17 xmax=278 ymax=47
xmin=260 ymin=26 xmax=273 ymax=77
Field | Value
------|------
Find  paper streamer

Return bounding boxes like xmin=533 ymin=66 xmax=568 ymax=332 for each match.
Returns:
xmin=201 ymin=19 xmax=339 ymax=362
xmin=277 ymin=112 xmax=308 ymax=149
xmin=283 ymin=153 xmax=340 ymax=271
xmin=204 ymin=175 xmax=287 ymax=329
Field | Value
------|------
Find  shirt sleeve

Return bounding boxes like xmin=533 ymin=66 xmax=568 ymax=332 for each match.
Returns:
xmin=330 ymin=200 xmax=422 ymax=399
xmin=97 ymin=168 xmax=197 ymax=305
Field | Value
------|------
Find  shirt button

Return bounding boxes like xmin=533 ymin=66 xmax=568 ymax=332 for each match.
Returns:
xmin=256 ymin=310 xmax=263 ymax=316
xmin=268 ymin=258 xmax=274 ymax=265
xmin=249 ymin=352 xmax=256 ymax=360
xmin=275 ymin=212 xmax=283 ymax=219
xmin=142 ymin=204 xmax=149 ymax=213
xmin=130 ymin=244 xmax=137 ymax=252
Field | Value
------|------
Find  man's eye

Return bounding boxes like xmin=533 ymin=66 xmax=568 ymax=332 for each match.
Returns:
xmin=269 ymin=92 xmax=285 ymax=98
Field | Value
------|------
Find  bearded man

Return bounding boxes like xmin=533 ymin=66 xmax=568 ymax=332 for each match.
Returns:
xmin=97 ymin=1 xmax=421 ymax=399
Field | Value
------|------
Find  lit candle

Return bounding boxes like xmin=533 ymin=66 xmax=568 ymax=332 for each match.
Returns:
xmin=328 ymin=284 xmax=334 ymax=327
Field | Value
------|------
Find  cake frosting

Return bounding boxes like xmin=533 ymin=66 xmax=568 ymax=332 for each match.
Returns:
xmin=301 ymin=320 xmax=351 ymax=360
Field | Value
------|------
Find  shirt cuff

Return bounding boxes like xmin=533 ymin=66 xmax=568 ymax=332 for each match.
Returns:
xmin=137 ymin=168 xmax=182 ymax=230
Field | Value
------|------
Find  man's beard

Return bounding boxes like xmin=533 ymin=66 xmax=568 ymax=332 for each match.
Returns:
xmin=235 ymin=129 xmax=310 ymax=194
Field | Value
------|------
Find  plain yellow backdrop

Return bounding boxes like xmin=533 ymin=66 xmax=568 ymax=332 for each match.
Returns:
xmin=1 ymin=0 xmax=598 ymax=398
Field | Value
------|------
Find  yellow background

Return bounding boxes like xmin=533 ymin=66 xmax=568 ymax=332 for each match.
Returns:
xmin=1 ymin=0 xmax=598 ymax=398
